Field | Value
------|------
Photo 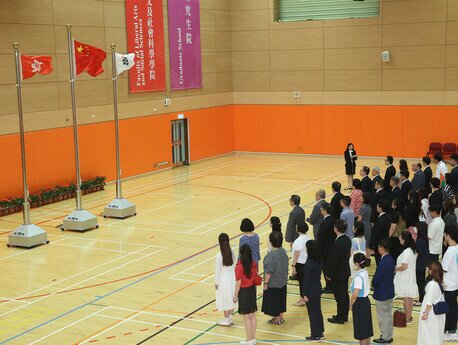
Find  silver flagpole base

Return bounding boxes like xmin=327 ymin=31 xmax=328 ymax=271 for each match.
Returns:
xmin=103 ymin=198 xmax=136 ymax=219
xmin=7 ymin=224 xmax=48 ymax=248
xmin=61 ymin=209 xmax=98 ymax=231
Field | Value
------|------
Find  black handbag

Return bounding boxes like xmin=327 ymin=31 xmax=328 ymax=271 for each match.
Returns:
xmin=433 ymin=301 xmax=450 ymax=315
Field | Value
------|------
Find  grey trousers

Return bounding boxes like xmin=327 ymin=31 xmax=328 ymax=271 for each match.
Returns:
xmin=375 ymin=299 xmax=393 ymax=340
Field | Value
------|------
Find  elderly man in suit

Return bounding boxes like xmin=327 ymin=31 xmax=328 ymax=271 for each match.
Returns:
xmin=372 ymin=239 xmax=396 ymax=344
xmin=411 ymin=161 xmax=425 ymax=192
xmin=360 ymin=166 xmax=372 ymax=193
xmin=317 ymin=202 xmax=336 ymax=293
xmin=307 ymin=189 xmax=326 ymax=240
xmin=327 ymin=219 xmax=351 ymax=324
xmin=285 ymin=194 xmax=306 ymax=248
xmin=371 ymin=167 xmax=384 ymax=194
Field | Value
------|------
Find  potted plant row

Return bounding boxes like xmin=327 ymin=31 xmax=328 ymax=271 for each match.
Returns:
xmin=0 ymin=176 xmax=106 ymax=217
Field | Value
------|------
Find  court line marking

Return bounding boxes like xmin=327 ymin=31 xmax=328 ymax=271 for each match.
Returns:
xmin=0 ymin=238 xmax=68 ymax=262
xmin=49 ymin=242 xmax=148 ymax=254
xmin=1 ymin=168 xmax=344 ymax=343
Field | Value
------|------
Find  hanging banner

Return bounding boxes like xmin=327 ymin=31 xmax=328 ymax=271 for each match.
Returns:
xmin=167 ymin=0 xmax=202 ymax=90
xmin=125 ymin=0 xmax=166 ymax=92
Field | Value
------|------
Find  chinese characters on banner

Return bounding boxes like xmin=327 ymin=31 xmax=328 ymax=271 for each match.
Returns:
xmin=125 ymin=0 xmax=166 ymax=92
xmin=167 ymin=0 xmax=202 ymax=90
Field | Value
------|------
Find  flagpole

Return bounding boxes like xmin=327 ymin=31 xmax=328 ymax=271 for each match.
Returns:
xmin=103 ymin=44 xmax=136 ymax=219
xmin=61 ymin=24 xmax=98 ymax=231
xmin=8 ymin=43 xmax=48 ymax=248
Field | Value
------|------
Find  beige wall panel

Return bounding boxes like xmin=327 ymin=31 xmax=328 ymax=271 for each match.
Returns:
xmin=0 ymin=0 xmax=53 ymax=25
xmin=447 ymin=21 xmax=458 ymax=44
xmin=324 ymin=91 xmax=382 ymax=105
xmin=202 ymin=51 xmax=217 ymax=73
xmin=449 ymin=1 xmax=458 ymax=20
xmin=231 ymin=10 xmax=269 ymax=31
xmin=0 ymin=24 xmax=55 ymax=54
xmin=232 ymin=51 xmax=269 ymax=71
xmin=215 ymin=0 xmax=231 ymax=11
xmin=270 ymin=91 xmax=324 ymax=104
xmin=446 ymin=68 xmax=458 ymax=90
xmin=0 ymin=83 xmax=59 ymax=115
xmin=445 ymin=91 xmax=458 ymax=105
xmin=58 ymin=79 xmax=109 ymax=108
xmin=233 ymin=71 xmax=270 ymax=91
xmin=324 ymin=17 xmax=382 ymax=27
xmin=216 ymin=31 xmax=232 ymax=51
xmin=214 ymin=11 xmax=231 ymax=31
xmin=270 ymin=70 xmax=323 ymax=91
xmin=55 ymin=54 xmax=108 ymax=82
xmin=383 ymin=22 xmax=446 ymax=47
xmin=201 ymin=73 xmax=218 ymax=93
xmin=105 ymin=28 xmax=127 ymax=52
xmin=216 ymin=52 xmax=232 ymax=72
xmin=201 ymin=30 xmax=216 ymax=52
xmin=107 ymin=78 xmax=151 ymax=104
xmin=269 ymin=20 xmax=323 ymax=30
xmin=0 ymin=114 xmax=19 ymax=134
xmin=324 ymin=70 xmax=381 ymax=91
xmin=53 ymin=0 xmax=104 ymax=27
xmin=383 ymin=46 xmax=446 ymax=69
xmin=324 ymin=26 xmax=382 ymax=49
xmin=185 ymin=88 xmax=203 ymax=97
xmin=383 ymin=0 xmax=446 ymax=24
xmin=270 ymin=28 xmax=323 ymax=50
xmin=233 ymin=92 xmax=271 ymax=104
xmin=201 ymin=9 xmax=216 ymax=31
xmin=200 ymin=0 xmax=216 ymax=10
xmin=383 ymin=69 xmax=446 ymax=91
xmin=270 ymin=50 xmax=323 ymax=71
xmin=217 ymin=72 xmax=233 ymax=92
xmin=54 ymin=26 xmax=106 ymax=54
xmin=232 ymin=31 xmax=269 ymax=51
xmin=103 ymin=1 xmax=126 ymax=28
xmin=446 ymin=45 xmax=458 ymax=67
xmin=382 ymin=91 xmax=445 ymax=105
xmin=324 ymin=48 xmax=381 ymax=70
xmin=231 ymin=0 xmax=269 ymax=11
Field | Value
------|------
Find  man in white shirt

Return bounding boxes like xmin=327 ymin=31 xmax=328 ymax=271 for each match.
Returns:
xmin=434 ymin=153 xmax=448 ymax=183
xmin=443 ymin=225 xmax=458 ymax=341
xmin=427 ymin=204 xmax=445 ymax=262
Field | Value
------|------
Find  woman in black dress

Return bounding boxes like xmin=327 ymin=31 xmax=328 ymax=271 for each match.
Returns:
xmin=344 ymin=143 xmax=358 ymax=190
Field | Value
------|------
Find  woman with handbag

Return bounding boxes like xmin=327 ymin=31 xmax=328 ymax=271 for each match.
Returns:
xmin=261 ymin=231 xmax=289 ymax=325
xmin=417 ymin=261 xmax=446 ymax=345
xmin=234 ymin=244 xmax=261 ymax=345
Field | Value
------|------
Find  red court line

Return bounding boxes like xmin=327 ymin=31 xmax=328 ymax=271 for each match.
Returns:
xmin=0 ymin=185 xmax=271 ymax=304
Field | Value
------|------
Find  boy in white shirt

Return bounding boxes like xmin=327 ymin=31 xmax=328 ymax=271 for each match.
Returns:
xmin=443 ymin=225 xmax=458 ymax=341
xmin=427 ymin=204 xmax=445 ymax=262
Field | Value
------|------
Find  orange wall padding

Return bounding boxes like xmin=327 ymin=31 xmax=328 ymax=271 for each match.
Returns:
xmin=0 ymin=105 xmax=235 ymax=199
xmin=234 ymin=104 xmax=458 ymax=158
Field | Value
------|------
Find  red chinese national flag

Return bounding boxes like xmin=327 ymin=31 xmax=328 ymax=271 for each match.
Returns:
xmin=74 ymin=40 xmax=106 ymax=77
xmin=21 ymin=55 xmax=53 ymax=80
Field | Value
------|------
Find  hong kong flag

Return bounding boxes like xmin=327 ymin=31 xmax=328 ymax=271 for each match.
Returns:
xmin=74 ymin=40 xmax=106 ymax=77
xmin=21 ymin=55 xmax=53 ymax=80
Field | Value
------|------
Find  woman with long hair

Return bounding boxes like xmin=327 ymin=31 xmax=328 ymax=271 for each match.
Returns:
xmin=234 ymin=244 xmax=258 ymax=345
xmin=398 ymin=159 xmax=408 ymax=176
xmin=417 ymin=261 xmax=446 ymax=345
xmin=344 ymin=143 xmax=358 ymax=189
xmin=350 ymin=253 xmax=374 ymax=345
xmin=405 ymin=191 xmax=422 ymax=229
xmin=215 ymin=233 xmax=237 ymax=326
xmin=394 ymin=231 xmax=418 ymax=324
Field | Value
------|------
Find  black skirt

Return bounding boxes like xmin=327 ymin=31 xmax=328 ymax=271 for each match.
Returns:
xmin=345 ymin=163 xmax=356 ymax=175
xmin=238 ymin=285 xmax=257 ymax=315
xmin=261 ymin=285 xmax=287 ymax=317
xmin=352 ymin=297 xmax=374 ymax=340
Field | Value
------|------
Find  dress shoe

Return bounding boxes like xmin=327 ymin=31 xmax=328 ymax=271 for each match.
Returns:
xmin=373 ymin=338 xmax=393 ymax=344
xmin=305 ymin=336 xmax=321 ymax=341
xmin=327 ymin=317 xmax=344 ymax=324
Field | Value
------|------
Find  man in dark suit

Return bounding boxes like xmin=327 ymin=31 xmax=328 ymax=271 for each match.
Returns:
xmin=360 ymin=166 xmax=372 ymax=193
xmin=307 ymin=189 xmax=326 ymax=240
xmin=330 ymin=181 xmax=343 ymax=220
xmin=317 ymin=202 xmax=336 ymax=293
xmin=450 ymin=154 xmax=458 ymax=195
xmin=400 ymin=170 xmax=412 ymax=206
xmin=389 ymin=176 xmax=403 ymax=209
xmin=370 ymin=200 xmax=392 ymax=265
xmin=411 ymin=162 xmax=426 ymax=192
xmin=429 ymin=177 xmax=444 ymax=208
xmin=371 ymin=167 xmax=384 ymax=194
xmin=285 ymin=194 xmax=306 ymax=248
xmin=384 ymin=156 xmax=396 ymax=192
xmin=422 ymin=156 xmax=433 ymax=194
xmin=327 ymin=219 xmax=351 ymax=324
xmin=371 ymin=180 xmax=389 ymax=223
xmin=372 ymin=240 xmax=395 ymax=344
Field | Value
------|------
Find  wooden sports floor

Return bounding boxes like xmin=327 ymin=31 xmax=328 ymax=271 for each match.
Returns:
xmin=0 ymin=153 xmax=421 ymax=344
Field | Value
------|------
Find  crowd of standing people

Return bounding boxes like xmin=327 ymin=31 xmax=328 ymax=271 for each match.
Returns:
xmin=213 ymin=147 xmax=458 ymax=345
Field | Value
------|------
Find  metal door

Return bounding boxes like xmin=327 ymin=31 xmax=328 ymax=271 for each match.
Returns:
xmin=171 ymin=119 xmax=189 ymax=166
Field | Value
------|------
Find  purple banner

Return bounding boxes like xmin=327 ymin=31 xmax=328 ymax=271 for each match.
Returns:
xmin=167 ymin=0 xmax=202 ymax=90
